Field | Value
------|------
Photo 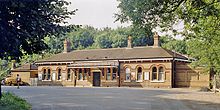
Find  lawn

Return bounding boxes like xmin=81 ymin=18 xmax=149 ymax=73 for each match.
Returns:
xmin=0 ymin=92 xmax=31 ymax=110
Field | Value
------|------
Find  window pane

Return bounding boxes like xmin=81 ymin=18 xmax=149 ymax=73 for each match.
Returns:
xmin=113 ymin=68 xmax=117 ymax=73
xmin=112 ymin=68 xmax=117 ymax=80
xmin=102 ymin=68 xmax=105 ymax=76
xmin=152 ymin=67 xmax=157 ymax=80
xmin=67 ymin=69 xmax=71 ymax=80
xmin=78 ymin=69 xmax=83 ymax=80
xmin=83 ymin=69 xmax=87 ymax=80
xmin=158 ymin=67 xmax=164 ymax=81
xmin=137 ymin=67 xmax=142 ymax=81
xmin=125 ymin=68 xmax=130 ymax=80
xmin=47 ymin=69 xmax=51 ymax=80
xmin=126 ymin=68 xmax=130 ymax=73
xmin=58 ymin=69 xmax=61 ymax=80
xmin=43 ymin=69 xmax=46 ymax=80
xmin=88 ymin=69 xmax=91 ymax=76
xmin=106 ymin=68 xmax=111 ymax=80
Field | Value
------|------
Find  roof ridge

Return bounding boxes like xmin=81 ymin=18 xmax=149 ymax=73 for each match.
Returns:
xmin=69 ymin=46 xmax=158 ymax=53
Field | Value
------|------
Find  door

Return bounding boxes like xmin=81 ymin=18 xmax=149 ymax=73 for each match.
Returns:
xmin=93 ymin=72 xmax=101 ymax=86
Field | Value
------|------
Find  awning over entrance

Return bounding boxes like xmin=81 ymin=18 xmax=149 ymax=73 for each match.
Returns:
xmin=67 ymin=61 xmax=119 ymax=68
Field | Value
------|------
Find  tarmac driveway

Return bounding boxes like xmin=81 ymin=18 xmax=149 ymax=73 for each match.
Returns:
xmin=2 ymin=86 xmax=220 ymax=110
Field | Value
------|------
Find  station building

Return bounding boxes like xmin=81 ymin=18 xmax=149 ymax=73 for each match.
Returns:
xmin=32 ymin=33 xmax=210 ymax=88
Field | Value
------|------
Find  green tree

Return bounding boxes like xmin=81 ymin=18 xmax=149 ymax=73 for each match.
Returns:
xmin=68 ymin=26 xmax=96 ymax=50
xmin=0 ymin=0 xmax=77 ymax=60
xmin=0 ymin=60 xmax=10 ymax=99
xmin=116 ymin=0 xmax=220 ymax=76
xmin=95 ymin=32 xmax=113 ymax=48
xmin=161 ymin=36 xmax=187 ymax=54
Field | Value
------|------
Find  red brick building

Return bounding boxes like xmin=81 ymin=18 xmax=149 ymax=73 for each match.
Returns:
xmin=35 ymin=33 xmax=210 ymax=88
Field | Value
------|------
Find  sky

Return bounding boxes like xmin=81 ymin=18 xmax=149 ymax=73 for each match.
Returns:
xmin=65 ymin=0 xmax=184 ymax=39
xmin=66 ymin=0 xmax=129 ymax=29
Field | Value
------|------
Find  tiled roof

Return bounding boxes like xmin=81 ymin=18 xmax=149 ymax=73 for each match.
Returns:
xmin=36 ymin=46 xmax=187 ymax=63
xmin=11 ymin=63 xmax=38 ymax=72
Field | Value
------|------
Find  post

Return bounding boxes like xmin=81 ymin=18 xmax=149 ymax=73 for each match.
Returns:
xmin=118 ymin=61 xmax=121 ymax=87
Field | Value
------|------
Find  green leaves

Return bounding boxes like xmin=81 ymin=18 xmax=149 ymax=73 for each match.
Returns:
xmin=0 ymin=0 xmax=76 ymax=60
xmin=116 ymin=0 xmax=220 ymax=75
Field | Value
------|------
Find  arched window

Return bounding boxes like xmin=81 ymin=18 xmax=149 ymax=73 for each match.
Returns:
xmin=106 ymin=68 xmax=111 ymax=80
xmin=78 ymin=69 xmax=83 ymax=80
xmin=83 ymin=69 xmax=87 ymax=80
xmin=101 ymin=68 xmax=105 ymax=77
xmin=152 ymin=67 xmax=157 ymax=80
xmin=87 ymin=68 xmax=91 ymax=77
xmin=58 ymin=68 xmax=62 ymax=80
xmin=158 ymin=67 xmax=164 ymax=81
xmin=137 ymin=67 xmax=142 ymax=81
xmin=125 ymin=68 xmax=131 ymax=80
xmin=43 ymin=69 xmax=46 ymax=80
xmin=47 ymin=69 xmax=51 ymax=80
xmin=112 ymin=68 xmax=117 ymax=80
xmin=67 ymin=69 xmax=71 ymax=80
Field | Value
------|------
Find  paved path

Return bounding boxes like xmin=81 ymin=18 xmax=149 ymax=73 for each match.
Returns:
xmin=2 ymin=86 xmax=220 ymax=110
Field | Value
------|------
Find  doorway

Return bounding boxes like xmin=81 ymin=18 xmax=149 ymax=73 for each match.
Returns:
xmin=93 ymin=72 xmax=101 ymax=86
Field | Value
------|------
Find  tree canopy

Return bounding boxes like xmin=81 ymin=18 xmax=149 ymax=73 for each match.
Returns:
xmin=116 ymin=0 xmax=220 ymax=75
xmin=0 ymin=0 xmax=77 ymax=60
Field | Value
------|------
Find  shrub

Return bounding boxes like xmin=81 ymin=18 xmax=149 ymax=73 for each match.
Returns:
xmin=0 ymin=92 xmax=31 ymax=110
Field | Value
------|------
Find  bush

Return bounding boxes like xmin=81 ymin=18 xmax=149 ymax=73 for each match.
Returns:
xmin=0 ymin=92 xmax=31 ymax=110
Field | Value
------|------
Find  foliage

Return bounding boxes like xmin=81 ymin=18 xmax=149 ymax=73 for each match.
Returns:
xmin=0 ymin=0 xmax=77 ymax=60
xmin=0 ymin=60 xmax=10 ymax=81
xmin=186 ymin=15 xmax=220 ymax=73
xmin=0 ymin=92 xmax=31 ymax=110
xmin=161 ymin=36 xmax=187 ymax=54
xmin=116 ymin=0 xmax=220 ymax=75
xmin=68 ymin=26 xmax=96 ymax=50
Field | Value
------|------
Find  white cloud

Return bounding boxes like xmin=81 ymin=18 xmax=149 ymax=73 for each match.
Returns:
xmin=65 ymin=0 xmax=129 ymax=29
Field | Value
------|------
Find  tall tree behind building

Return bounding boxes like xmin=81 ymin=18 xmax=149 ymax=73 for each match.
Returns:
xmin=116 ymin=0 xmax=220 ymax=75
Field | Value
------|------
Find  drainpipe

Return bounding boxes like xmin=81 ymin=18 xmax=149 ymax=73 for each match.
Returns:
xmin=172 ymin=51 xmax=176 ymax=88
xmin=172 ymin=57 xmax=175 ymax=88
xmin=118 ymin=60 xmax=121 ymax=87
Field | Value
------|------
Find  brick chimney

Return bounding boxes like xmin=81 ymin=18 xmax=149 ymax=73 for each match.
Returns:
xmin=11 ymin=60 xmax=16 ymax=70
xmin=127 ymin=36 xmax=133 ymax=48
xmin=153 ymin=32 xmax=160 ymax=47
xmin=63 ymin=39 xmax=71 ymax=53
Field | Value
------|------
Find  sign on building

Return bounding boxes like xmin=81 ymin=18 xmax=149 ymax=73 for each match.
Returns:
xmin=38 ymin=74 xmax=42 ymax=80
xmin=144 ymin=72 xmax=149 ymax=80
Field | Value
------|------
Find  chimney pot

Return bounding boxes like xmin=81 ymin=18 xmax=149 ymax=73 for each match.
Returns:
xmin=127 ymin=36 xmax=133 ymax=48
xmin=63 ymin=39 xmax=71 ymax=53
xmin=153 ymin=32 xmax=160 ymax=47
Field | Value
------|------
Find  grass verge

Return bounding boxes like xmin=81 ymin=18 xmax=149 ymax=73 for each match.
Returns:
xmin=0 ymin=92 xmax=31 ymax=110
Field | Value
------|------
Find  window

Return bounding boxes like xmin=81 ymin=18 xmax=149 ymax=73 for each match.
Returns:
xmin=106 ymin=68 xmax=111 ymax=80
xmin=78 ymin=69 xmax=83 ymax=80
xmin=101 ymin=68 xmax=105 ymax=77
xmin=83 ymin=69 xmax=87 ymax=80
xmin=125 ymin=68 xmax=131 ymax=80
xmin=152 ymin=67 xmax=157 ymax=80
xmin=158 ymin=67 xmax=164 ymax=81
xmin=137 ymin=67 xmax=142 ymax=81
xmin=112 ymin=68 xmax=117 ymax=80
xmin=88 ymin=69 xmax=91 ymax=77
xmin=67 ymin=69 xmax=71 ymax=80
xmin=47 ymin=69 xmax=51 ymax=80
xmin=43 ymin=69 xmax=46 ymax=80
xmin=58 ymin=68 xmax=62 ymax=80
